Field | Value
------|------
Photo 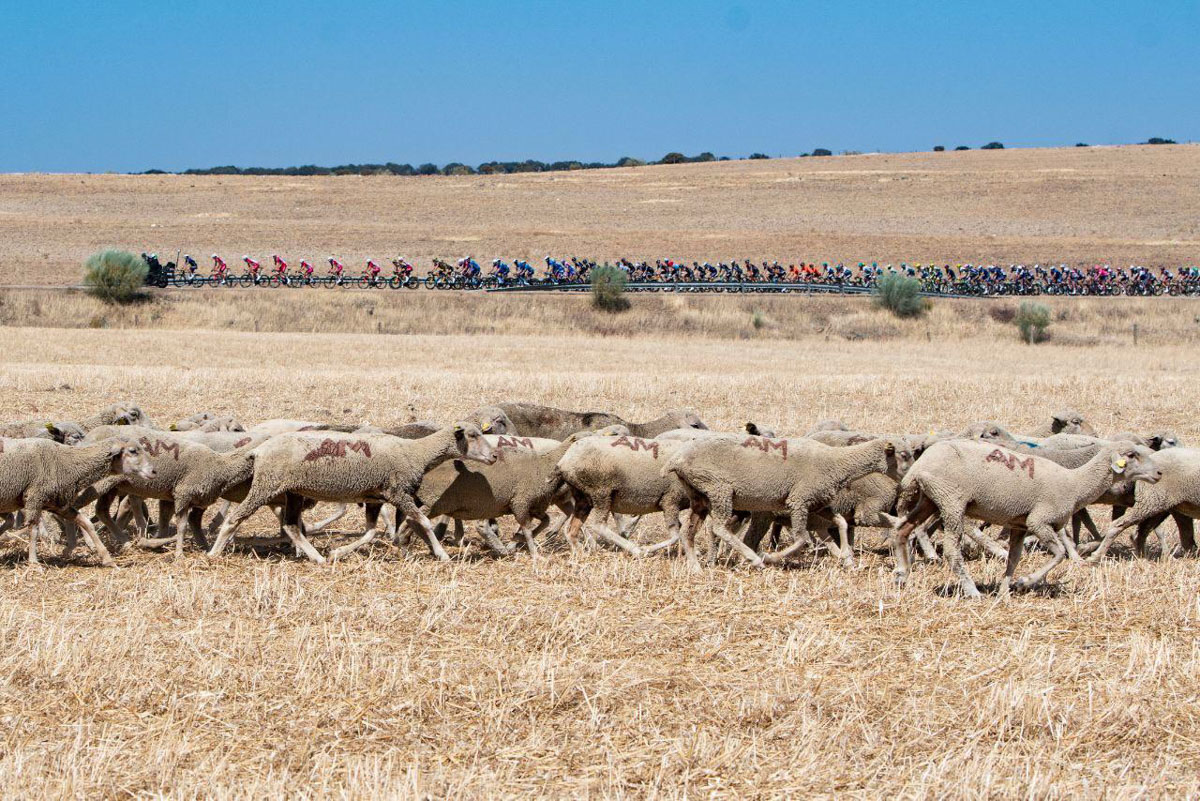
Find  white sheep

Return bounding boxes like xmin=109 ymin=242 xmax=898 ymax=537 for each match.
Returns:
xmin=665 ymin=435 xmax=910 ymax=568
xmin=889 ymin=440 xmax=1161 ymax=597
xmin=0 ymin=437 xmax=155 ymax=566
xmin=207 ymin=425 xmax=496 ymax=563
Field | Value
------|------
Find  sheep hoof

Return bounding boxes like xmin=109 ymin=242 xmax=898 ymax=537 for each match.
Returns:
xmin=892 ymin=572 xmax=907 ymax=587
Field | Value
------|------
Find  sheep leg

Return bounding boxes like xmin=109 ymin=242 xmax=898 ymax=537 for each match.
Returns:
xmin=964 ymin=526 xmax=1009 ymax=560
xmin=1015 ymin=524 xmax=1067 ymax=590
xmin=206 ymin=500 xmax=231 ymax=539
xmin=1074 ymin=509 xmax=1102 ymax=543
xmin=477 ymin=519 xmax=514 ymax=556
xmin=60 ymin=519 xmax=79 ymax=560
xmin=514 ymin=513 xmax=549 ymax=559
xmin=282 ymin=522 xmax=326 ymax=564
xmin=306 ymin=504 xmax=348 ymax=535
xmin=25 ymin=511 xmax=43 ymax=566
xmin=156 ymin=500 xmax=174 ymax=541
xmin=0 ymin=513 xmax=14 ymax=537
xmin=1084 ymin=502 xmax=1170 ymax=564
xmin=587 ymin=500 xmax=645 ymax=557
xmin=832 ymin=513 xmax=854 ymax=567
xmin=997 ymin=527 xmax=1025 ymax=597
xmin=615 ymin=514 xmax=641 ymax=539
xmin=741 ymin=513 xmax=774 ymax=553
xmin=941 ymin=512 xmax=981 ymax=599
xmin=677 ymin=510 xmax=705 ymax=572
xmin=330 ymin=504 xmax=384 ymax=562
xmin=395 ymin=499 xmax=450 ymax=562
xmin=706 ymin=496 xmax=765 ymax=568
xmin=72 ymin=510 xmax=116 ymax=567
xmin=94 ymin=491 xmax=130 ymax=551
xmin=1059 ymin=529 xmax=1083 ymax=563
xmin=207 ymin=490 xmax=274 ymax=558
xmin=761 ymin=508 xmax=812 ymax=566
xmin=172 ymin=508 xmax=191 ymax=558
xmin=187 ymin=506 xmax=209 ymax=550
xmin=1176 ymin=514 xmax=1196 ymax=556
xmin=913 ymin=518 xmax=939 ymax=560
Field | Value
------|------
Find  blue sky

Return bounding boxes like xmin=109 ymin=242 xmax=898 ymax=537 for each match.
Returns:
xmin=1 ymin=1 xmax=1196 ymax=172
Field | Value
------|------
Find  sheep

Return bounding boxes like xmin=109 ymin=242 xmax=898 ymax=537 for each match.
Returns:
xmin=89 ymin=434 xmax=256 ymax=557
xmin=206 ymin=424 xmax=497 ymax=564
xmin=170 ymin=414 xmax=245 ymax=433
xmin=0 ymin=420 xmax=85 ymax=444
xmin=1028 ymin=409 xmax=1098 ymax=438
xmin=665 ymin=435 xmax=909 ymax=568
xmin=396 ymin=433 xmax=595 ymax=561
xmin=889 ymin=440 xmax=1161 ymax=598
xmin=0 ymin=436 xmax=156 ymax=566
xmin=79 ymin=402 xmax=153 ymax=430
xmin=1083 ymin=447 xmax=1200 ymax=562
xmin=555 ymin=434 xmax=695 ymax=565
xmin=486 ymin=402 xmax=707 ymax=440
xmin=655 ymin=422 xmax=779 ymax=443
xmin=806 ymin=419 xmax=851 ymax=434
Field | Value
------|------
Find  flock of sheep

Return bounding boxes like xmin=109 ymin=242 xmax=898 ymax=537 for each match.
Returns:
xmin=1 ymin=402 xmax=1196 ymax=597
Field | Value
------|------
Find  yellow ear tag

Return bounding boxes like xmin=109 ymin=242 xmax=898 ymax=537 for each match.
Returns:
xmin=1116 ymin=459 xmax=1127 ymax=468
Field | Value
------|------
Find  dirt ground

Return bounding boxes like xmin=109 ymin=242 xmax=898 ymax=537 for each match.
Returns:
xmin=2 ymin=322 xmax=1200 ymax=797
xmin=2 ymin=143 xmax=1198 ymax=285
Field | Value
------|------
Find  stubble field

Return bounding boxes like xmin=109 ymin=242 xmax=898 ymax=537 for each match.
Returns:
xmin=2 ymin=314 xmax=1200 ymax=798
xmin=2 ymin=145 xmax=1200 ymax=797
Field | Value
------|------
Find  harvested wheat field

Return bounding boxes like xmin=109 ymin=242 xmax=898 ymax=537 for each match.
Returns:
xmin=2 ymin=299 xmax=1200 ymax=797
xmin=2 ymin=143 xmax=1199 ymax=285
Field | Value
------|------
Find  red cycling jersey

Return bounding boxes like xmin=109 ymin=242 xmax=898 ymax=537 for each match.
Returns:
xmin=244 ymin=257 xmax=260 ymax=272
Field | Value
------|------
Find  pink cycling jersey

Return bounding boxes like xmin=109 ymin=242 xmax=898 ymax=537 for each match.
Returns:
xmin=244 ymin=257 xmax=260 ymax=272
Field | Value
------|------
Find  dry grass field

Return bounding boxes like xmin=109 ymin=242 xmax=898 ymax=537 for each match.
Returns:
xmin=3 ymin=309 xmax=1200 ymax=797
xmin=2 ymin=143 xmax=1199 ymax=285
xmin=2 ymin=144 xmax=1199 ymax=796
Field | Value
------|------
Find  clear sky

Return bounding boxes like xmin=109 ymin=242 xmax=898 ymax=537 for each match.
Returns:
xmin=2 ymin=0 xmax=1196 ymax=172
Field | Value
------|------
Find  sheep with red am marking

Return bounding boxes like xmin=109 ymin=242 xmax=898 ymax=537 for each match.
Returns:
xmin=207 ymin=424 xmax=496 ymax=563
xmin=665 ymin=434 xmax=910 ymax=568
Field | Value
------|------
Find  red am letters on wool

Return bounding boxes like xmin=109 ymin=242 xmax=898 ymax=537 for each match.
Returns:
xmin=609 ymin=436 xmax=660 ymax=458
xmin=986 ymin=448 xmax=1035 ymax=477
xmin=304 ymin=439 xmax=373 ymax=461
xmin=742 ymin=436 xmax=788 ymax=460
xmin=496 ymin=436 xmax=535 ymax=450
xmin=140 ymin=437 xmax=181 ymax=461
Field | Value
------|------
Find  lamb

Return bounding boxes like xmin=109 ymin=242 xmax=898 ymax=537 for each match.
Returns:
xmin=89 ymin=434 xmax=256 ymax=556
xmin=1083 ymin=447 xmax=1200 ymax=562
xmin=555 ymin=434 xmax=694 ymax=564
xmin=665 ymin=435 xmax=909 ymax=568
xmin=889 ymin=440 xmax=1161 ymax=598
xmin=0 ymin=436 xmax=156 ymax=566
xmin=206 ymin=424 xmax=497 ymax=564
xmin=485 ymin=402 xmax=706 ymax=440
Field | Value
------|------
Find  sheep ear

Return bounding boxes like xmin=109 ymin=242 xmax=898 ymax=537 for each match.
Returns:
xmin=1112 ymin=455 xmax=1127 ymax=474
xmin=480 ymin=421 xmax=492 ymax=433
xmin=453 ymin=424 xmax=463 ymax=433
xmin=884 ymin=442 xmax=896 ymax=455
xmin=169 ymin=423 xmax=178 ymax=431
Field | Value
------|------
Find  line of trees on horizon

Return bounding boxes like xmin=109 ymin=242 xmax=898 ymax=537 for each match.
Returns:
xmin=137 ymin=137 xmax=1184 ymax=177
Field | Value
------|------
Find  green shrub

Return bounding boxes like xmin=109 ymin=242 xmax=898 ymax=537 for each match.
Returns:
xmin=933 ymin=145 xmax=945 ymax=152
xmin=873 ymin=272 xmax=927 ymax=318
xmin=83 ymin=249 xmax=148 ymax=304
xmin=590 ymin=264 xmax=630 ymax=312
xmin=1015 ymin=302 xmax=1051 ymax=343
xmin=982 ymin=141 xmax=1005 ymax=150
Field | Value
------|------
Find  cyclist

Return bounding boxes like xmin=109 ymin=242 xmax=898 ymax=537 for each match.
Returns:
xmin=183 ymin=254 xmax=198 ymax=275
xmin=272 ymin=254 xmax=289 ymax=282
xmin=211 ymin=254 xmax=229 ymax=282
xmin=491 ymin=258 xmax=510 ymax=281
xmin=243 ymin=255 xmax=261 ymax=282
xmin=328 ymin=257 xmax=346 ymax=281
xmin=299 ymin=259 xmax=315 ymax=283
xmin=365 ymin=259 xmax=382 ymax=285
xmin=392 ymin=257 xmax=414 ymax=279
